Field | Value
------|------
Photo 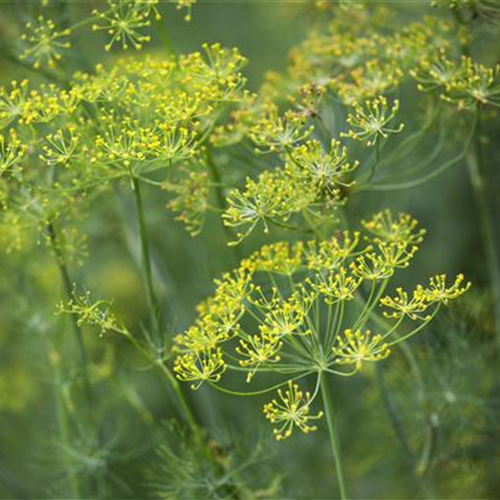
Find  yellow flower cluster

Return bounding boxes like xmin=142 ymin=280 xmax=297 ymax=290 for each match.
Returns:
xmin=263 ymin=382 xmax=324 ymax=440
xmin=332 ymin=329 xmax=391 ymax=371
xmin=0 ymin=45 xmax=250 ymax=250
xmin=20 ymin=16 xmax=71 ymax=69
xmin=16 ymin=0 xmax=197 ymax=69
xmin=282 ymin=12 xmax=451 ymax=104
xmin=92 ymin=0 xmax=156 ymax=52
xmin=223 ymin=138 xmax=359 ymax=244
xmin=0 ymin=130 xmax=26 ymax=177
xmin=414 ymin=54 xmax=500 ymax=109
xmin=173 ymin=211 xmax=470 ymax=439
xmin=56 ymin=290 xmax=129 ymax=338
xmin=342 ymin=97 xmax=404 ymax=147
xmin=164 ymin=168 xmax=210 ymax=236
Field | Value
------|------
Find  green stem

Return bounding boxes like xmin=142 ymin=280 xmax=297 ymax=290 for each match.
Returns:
xmin=130 ymin=175 xmax=200 ymax=433
xmin=369 ymin=137 xmax=381 ymax=181
xmin=206 ymin=149 xmax=243 ymax=262
xmin=452 ymin=13 xmax=500 ymax=340
xmin=50 ymin=338 xmax=81 ymax=499
xmin=47 ymin=222 xmax=91 ymax=402
xmin=465 ymin=109 xmax=500 ymax=341
xmin=375 ymin=364 xmax=433 ymax=499
xmin=320 ymin=373 xmax=348 ymax=500
xmin=131 ymin=175 xmax=162 ymax=341
xmin=359 ymin=110 xmax=479 ymax=192
xmin=156 ymin=362 xmax=198 ymax=434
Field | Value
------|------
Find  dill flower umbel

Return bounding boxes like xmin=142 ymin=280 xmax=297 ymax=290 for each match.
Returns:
xmin=223 ymin=136 xmax=358 ymax=244
xmin=20 ymin=16 xmax=71 ymax=69
xmin=174 ymin=210 xmax=470 ymax=440
xmin=263 ymin=382 xmax=324 ymax=440
xmin=0 ymin=130 xmax=26 ymax=177
xmin=443 ymin=57 xmax=500 ymax=109
xmin=342 ymin=97 xmax=404 ymax=147
xmin=57 ymin=290 xmax=129 ymax=338
xmin=0 ymin=44 xmax=250 ymax=247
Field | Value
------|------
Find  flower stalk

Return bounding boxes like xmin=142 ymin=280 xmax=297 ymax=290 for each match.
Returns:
xmin=47 ymin=221 xmax=92 ymax=403
xmin=465 ymin=109 xmax=500 ymax=340
xmin=130 ymin=174 xmax=199 ymax=434
xmin=320 ymin=373 xmax=348 ymax=500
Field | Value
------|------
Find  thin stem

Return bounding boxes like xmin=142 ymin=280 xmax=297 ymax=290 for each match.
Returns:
xmin=465 ymin=108 xmax=500 ymax=341
xmin=368 ymin=137 xmax=381 ymax=182
xmin=47 ymin=222 xmax=92 ymax=402
xmin=155 ymin=362 xmax=198 ymax=434
xmin=375 ymin=364 xmax=433 ymax=499
xmin=388 ymin=307 xmax=439 ymax=346
xmin=210 ymin=372 xmax=313 ymax=397
xmin=129 ymin=175 xmax=200 ymax=433
xmin=50 ymin=337 xmax=81 ymax=499
xmin=131 ymin=175 xmax=162 ymax=341
xmin=359 ymin=110 xmax=479 ymax=192
xmin=320 ymin=373 xmax=348 ymax=500
xmin=452 ymin=13 xmax=500 ymax=340
xmin=206 ymin=148 xmax=243 ymax=262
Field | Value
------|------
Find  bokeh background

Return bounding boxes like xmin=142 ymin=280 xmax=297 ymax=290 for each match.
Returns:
xmin=0 ymin=1 xmax=499 ymax=499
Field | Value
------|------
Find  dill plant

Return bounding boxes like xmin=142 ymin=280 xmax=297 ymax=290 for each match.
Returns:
xmin=173 ymin=210 xmax=470 ymax=498
xmin=0 ymin=1 xmax=499 ymax=498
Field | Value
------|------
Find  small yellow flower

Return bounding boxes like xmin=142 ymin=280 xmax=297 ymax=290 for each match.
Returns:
xmin=363 ymin=210 xmax=425 ymax=246
xmin=263 ymin=382 xmax=323 ymax=440
xmin=380 ymin=288 xmax=431 ymax=321
xmin=250 ymin=105 xmax=312 ymax=154
xmin=40 ymin=127 xmax=80 ymax=167
xmin=289 ymin=139 xmax=359 ymax=198
xmin=418 ymin=274 xmax=471 ymax=305
xmin=333 ymin=329 xmax=391 ymax=370
xmin=236 ymin=335 xmax=283 ymax=382
xmin=306 ymin=231 xmax=361 ymax=271
xmin=92 ymin=1 xmax=152 ymax=52
xmin=342 ymin=96 xmax=404 ymax=146
xmin=443 ymin=57 xmax=500 ymax=109
xmin=176 ymin=0 xmax=196 ymax=21
xmin=20 ymin=16 xmax=71 ymax=69
xmin=56 ymin=290 xmax=128 ymax=338
xmin=254 ymin=241 xmax=304 ymax=276
xmin=351 ymin=252 xmax=395 ymax=281
xmin=164 ymin=169 xmax=209 ymax=236
xmin=174 ymin=348 xmax=227 ymax=389
xmin=0 ymin=129 xmax=26 ymax=176
xmin=253 ymin=287 xmax=314 ymax=339
xmin=313 ymin=267 xmax=362 ymax=305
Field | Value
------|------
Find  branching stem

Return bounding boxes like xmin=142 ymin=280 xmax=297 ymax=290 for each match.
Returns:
xmin=130 ymin=174 xmax=199 ymax=434
xmin=47 ymin=222 xmax=92 ymax=402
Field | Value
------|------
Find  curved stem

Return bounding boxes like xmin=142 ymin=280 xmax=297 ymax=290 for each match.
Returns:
xmin=320 ymin=373 xmax=348 ymax=500
xmin=156 ymin=362 xmax=198 ymax=434
xmin=209 ymin=372 xmax=313 ymax=397
xmin=359 ymin=110 xmax=479 ymax=192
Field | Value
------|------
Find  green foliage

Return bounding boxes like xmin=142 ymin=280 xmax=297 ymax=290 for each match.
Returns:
xmin=0 ymin=1 xmax=499 ymax=499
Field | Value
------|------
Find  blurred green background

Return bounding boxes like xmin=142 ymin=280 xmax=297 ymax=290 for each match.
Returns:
xmin=1 ymin=1 xmax=500 ymax=499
